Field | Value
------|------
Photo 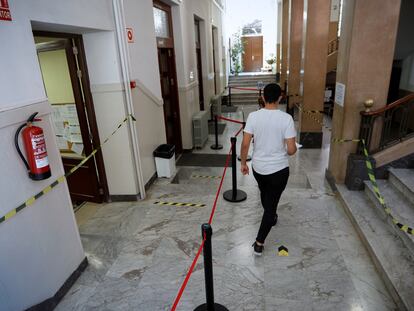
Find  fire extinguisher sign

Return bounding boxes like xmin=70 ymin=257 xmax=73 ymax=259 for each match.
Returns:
xmin=0 ymin=0 xmax=12 ymax=21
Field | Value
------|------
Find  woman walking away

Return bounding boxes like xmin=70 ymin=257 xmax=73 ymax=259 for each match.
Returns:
xmin=240 ymin=83 xmax=297 ymax=256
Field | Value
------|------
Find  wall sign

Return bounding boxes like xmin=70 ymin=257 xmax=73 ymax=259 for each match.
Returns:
xmin=126 ymin=27 xmax=134 ymax=43
xmin=335 ymin=82 xmax=346 ymax=106
xmin=0 ymin=0 xmax=12 ymax=21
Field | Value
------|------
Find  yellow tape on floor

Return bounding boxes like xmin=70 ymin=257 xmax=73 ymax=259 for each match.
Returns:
xmin=153 ymin=201 xmax=206 ymax=208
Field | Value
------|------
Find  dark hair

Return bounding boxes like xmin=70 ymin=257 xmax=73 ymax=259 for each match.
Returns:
xmin=263 ymin=83 xmax=282 ymax=103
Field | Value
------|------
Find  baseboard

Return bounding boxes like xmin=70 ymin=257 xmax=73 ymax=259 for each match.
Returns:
xmin=325 ymin=168 xmax=338 ymax=192
xmin=145 ymin=172 xmax=158 ymax=191
xmin=109 ymin=194 xmax=141 ymax=202
xmin=26 ymin=257 xmax=88 ymax=311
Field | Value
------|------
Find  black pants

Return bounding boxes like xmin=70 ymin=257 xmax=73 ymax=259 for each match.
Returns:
xmin=253 ymin=167 xmax=289 ymax=244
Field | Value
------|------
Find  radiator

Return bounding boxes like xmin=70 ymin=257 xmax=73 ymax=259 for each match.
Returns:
xmin=192 ymin=110 xmax=210 ymax=148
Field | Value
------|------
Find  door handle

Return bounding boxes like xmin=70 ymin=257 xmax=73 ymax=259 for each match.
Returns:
xmin=252 ymin=55 xmax=255 ymax=61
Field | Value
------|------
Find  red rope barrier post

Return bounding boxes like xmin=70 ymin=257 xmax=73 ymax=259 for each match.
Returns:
xmin=210 ymin=115 xmax=223 ymax=150
xmin=194 ymin=224 xmax=228 ymax=311
xmin=237 ymin=122 xmax=252 ymax=162
xmin=223 ymin=137 xmax=247 ymax=203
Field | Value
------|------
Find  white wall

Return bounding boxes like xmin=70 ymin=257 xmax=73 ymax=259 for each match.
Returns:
xmin=123 ymin=0 xmax=167 ymax=183
xmin=83 ymin=30 xmax=139 ymax=195
xmin=0 ymin=0 xmax=114 ymax=111
xmin=169 ymin=0 xmax=226 ymax=149
xmin=0 ymin=1 xmax=118 ymax=309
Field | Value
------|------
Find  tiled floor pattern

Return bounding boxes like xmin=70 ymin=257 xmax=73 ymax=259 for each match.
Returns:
xmin=57 ymin=106 xmax=397 ymax=310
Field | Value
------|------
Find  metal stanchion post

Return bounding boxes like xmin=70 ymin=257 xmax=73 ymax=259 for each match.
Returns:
xmin=210 ymin=115 xmax=223 ymax=150
xmin=194 ymin=224 xmax=228 ymax=311
xmin=237 ymin=122 xmax=251 ymax=162
xmin=223 ymin=137 xmax=247 ymax=202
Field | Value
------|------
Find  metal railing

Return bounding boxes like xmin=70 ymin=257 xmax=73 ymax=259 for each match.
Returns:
xmin=328 ymin=38 xmax=339 ymax=55
xmin=358 ymin=94 xmax=414 ymax=154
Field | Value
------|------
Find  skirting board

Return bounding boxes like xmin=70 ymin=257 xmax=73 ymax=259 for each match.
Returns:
xmin=26 ymin=257 xmax=88 ymax=311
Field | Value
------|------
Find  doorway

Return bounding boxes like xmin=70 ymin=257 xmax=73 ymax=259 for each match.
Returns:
xmin=195 ymin=18 xmax=204 ymax=111
xmin=34 ymin=32 xmax=109 ymax=205
xmin=242 ymin=36 xmax=263 ymax=72
xmin=153 ymin=0 xmax=183 ymax=153
xmin=212 ymin=26 xmax=218 ymax=94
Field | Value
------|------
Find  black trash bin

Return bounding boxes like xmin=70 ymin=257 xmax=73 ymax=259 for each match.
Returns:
xmin=153 ymin=144 xmax=176 ymax=177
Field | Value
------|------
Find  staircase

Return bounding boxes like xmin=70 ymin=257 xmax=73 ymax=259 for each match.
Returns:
xmin=337 ymin=168 xmax=414 ymax=310
xmin=227 ymin=74 xmax=276 ymax=106
xmin=228 ymin=73 xmax=276 ymax=87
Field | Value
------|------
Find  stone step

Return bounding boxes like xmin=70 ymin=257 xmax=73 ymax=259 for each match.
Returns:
xmin=230 ymin=94 xmax=259 ymax=99
xmin=364 ymin=179 xmax=414 ymax=256
xmin=389 ymin=168 xmax=414 ymax=207
xmin=228 ymin=80 xmax=275 ymax=86
xmin=337 ymin=184 xmax=414 ymax=310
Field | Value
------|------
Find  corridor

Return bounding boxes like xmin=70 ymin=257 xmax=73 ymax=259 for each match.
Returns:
xmin=56 ymin=107 xmax=396 ymax=310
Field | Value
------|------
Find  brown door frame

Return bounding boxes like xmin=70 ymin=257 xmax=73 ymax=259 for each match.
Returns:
xmin=34 ymin=31 xmax=109 ymax=203
xmin=195 ymin=18 xmax=205 ymax=111
xmin=153 ymin=0 xmax=183 ymax=153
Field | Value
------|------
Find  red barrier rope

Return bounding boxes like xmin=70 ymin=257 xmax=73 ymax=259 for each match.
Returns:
xmin=217 ymin=115 xmax=244 ymax=125
xmin=229 ymin=86 xmax=260 ymax=92
xmin=234 ymin=125 xmax=244 ymax=138
xmin=208 ymin=146 xmax=233 ymax=225
xmin=171 ymin=145 xmax=233 ymax=310
xmin=171 ymin=237 xmax=205 ymax=311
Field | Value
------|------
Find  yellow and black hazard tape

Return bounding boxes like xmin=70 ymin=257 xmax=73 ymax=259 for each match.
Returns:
xmin=294 ymin=103 xmax=332 ymax=132
xmin=154 ymin=201 xmax=206 ymax=208
xmin=360 ymin=140 xmax=414 ymax=235
xmin=293 ymin=102 xmax=414 ymax=235
xmin=191 ymin=175 xmax=222 ymax=179
xmin=0 ymin=114 xmax=136 ymax=226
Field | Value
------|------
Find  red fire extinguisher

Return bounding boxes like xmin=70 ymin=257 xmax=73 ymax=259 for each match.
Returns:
xmin=15 ymin=112 xmax=52 ymax=180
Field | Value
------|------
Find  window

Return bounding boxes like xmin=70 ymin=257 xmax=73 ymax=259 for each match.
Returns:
xmin=153 ymin=7 xmax=170 ymax=38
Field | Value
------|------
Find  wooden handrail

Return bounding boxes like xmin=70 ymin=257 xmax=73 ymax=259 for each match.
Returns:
xmin=360 ymin=93 xmax=414 ymax=116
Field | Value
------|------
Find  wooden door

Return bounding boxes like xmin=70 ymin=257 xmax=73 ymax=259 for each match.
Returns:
xmin=195 ymin=19 xmax=204 ymax=110
xmin=158 ymin=48 xmax=183 ymax=153
xmin=154 ymin=0 xmax=183 ymax=153
xmin=35 ymin=33 xmax=109 ymax=204
xmin=243 ymin=36 xmax=263 ymax=72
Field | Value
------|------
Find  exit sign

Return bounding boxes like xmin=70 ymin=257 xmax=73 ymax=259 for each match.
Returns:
xmin=0 ymin=0 xmax=11 ymax=21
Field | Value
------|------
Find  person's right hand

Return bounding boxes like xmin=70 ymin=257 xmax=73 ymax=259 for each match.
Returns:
xmin=241 ymin=164 xmax=249 ymax=175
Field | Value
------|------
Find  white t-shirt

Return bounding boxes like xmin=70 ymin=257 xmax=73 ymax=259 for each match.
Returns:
xmin=244 ymin=109 xmax=296 ymax=175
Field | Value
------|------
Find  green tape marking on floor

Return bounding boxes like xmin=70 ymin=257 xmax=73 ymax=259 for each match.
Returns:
xmin=153 ymin=201 xmax=206 ymax=208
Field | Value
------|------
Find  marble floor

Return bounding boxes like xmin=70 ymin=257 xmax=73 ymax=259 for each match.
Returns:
xmin=57 ymin=106 xmax=397 ymax=311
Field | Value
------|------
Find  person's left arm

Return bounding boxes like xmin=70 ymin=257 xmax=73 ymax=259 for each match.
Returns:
xmin=240 ymin=132 xmax=252 ymax=175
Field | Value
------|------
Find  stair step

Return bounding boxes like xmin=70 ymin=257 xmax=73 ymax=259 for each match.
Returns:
xmin=337 ymin=184 xmax=414 ymax=310
xmin=389 ymin=168 xmax=414 ymax=206
xmin=364 ymin=180 xmax=414 ymax=256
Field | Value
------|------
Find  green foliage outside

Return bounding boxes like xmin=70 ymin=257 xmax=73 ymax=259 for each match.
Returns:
xmin=230 ymin=31 xmax=244 ymax=75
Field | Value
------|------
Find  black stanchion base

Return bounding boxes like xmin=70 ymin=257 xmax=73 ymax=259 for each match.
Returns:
xmin=210 ymin=144 xmax=223 ymax=150
xmin=194 ymin=303 xmax=229 ymax=311
xmin=223 ymin=189 xmax=247 ymax=202
xmin=237 ymin=155 xmax=252 ymax=162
